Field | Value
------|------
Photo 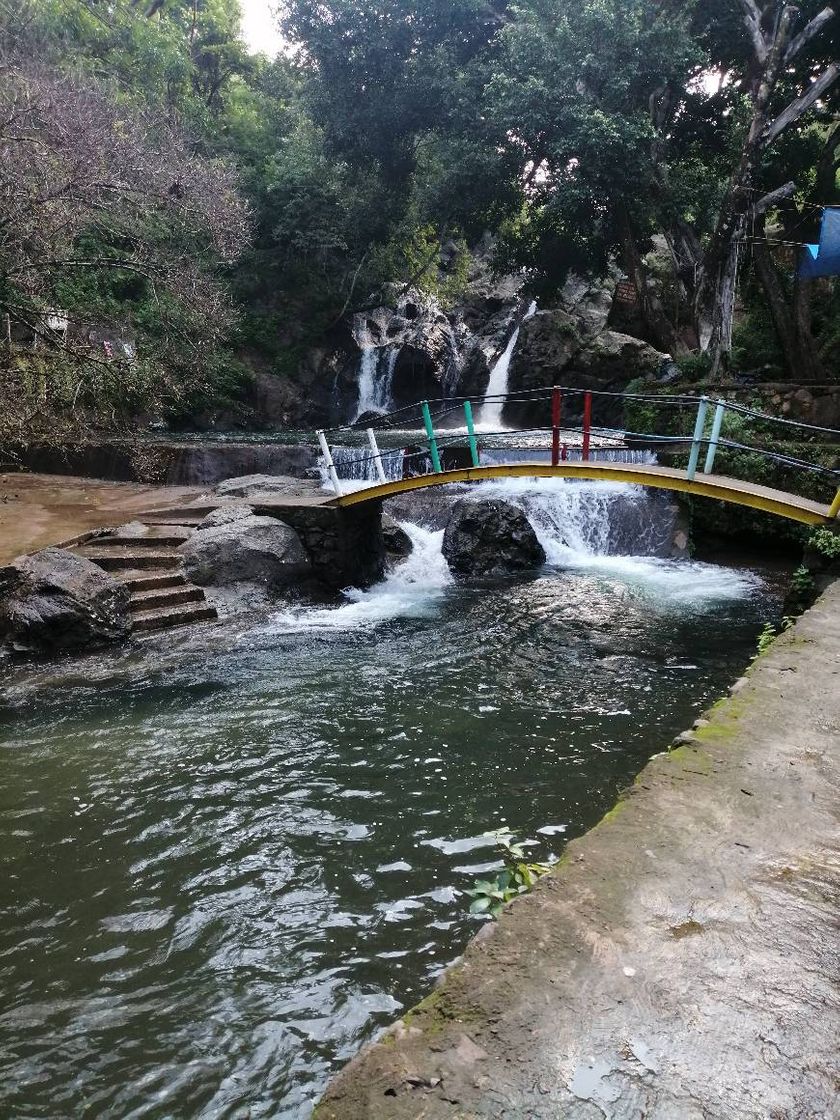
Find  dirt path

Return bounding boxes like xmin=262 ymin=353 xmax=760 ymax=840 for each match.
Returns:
xmin=0 ymin=473 xmax=203 ymax=564
xmin=316 ymin=583 xmax=840 ymax=1119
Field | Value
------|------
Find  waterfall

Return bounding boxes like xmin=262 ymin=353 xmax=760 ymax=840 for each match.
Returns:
xmin=479 ymin=301 xmax=537 ymax=431
xmin=353 ymin=346 xmax=401 ymax=422
xmin=475 ymin=477 xmax=679 ymax=559
xmin=479 ymin=448 xmax=658 ymax=467
xmin=322 ymin=444 xmax=405 ymax=486
xmin=273 ymin=476 xmax=760 ymax=633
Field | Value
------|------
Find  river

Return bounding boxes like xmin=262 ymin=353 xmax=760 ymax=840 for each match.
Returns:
xmin=0 ymin=479 xmax=781 ymax=1117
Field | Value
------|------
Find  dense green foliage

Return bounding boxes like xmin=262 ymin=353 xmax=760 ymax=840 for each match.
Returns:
xmin=1 ymin=0 xmax=837 ymax=452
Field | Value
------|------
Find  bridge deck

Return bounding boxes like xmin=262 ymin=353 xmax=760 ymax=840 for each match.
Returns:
xmin=328 ymin=461 xmax=834 ymax=525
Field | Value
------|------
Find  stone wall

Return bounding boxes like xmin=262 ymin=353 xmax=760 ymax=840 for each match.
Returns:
xmin=260 ymin=502 xmax=386 ymax=590
xmin=11 ymin=440 xmax=318 ymax=487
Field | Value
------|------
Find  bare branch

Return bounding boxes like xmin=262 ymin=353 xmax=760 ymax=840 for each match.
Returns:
xmin=764 ymin=64 xmax=840 ymax=146
xmin=784 ymin=7 xmax=835 ymax=64
xmin=738 ymin=0 xmax=770 ymax=63
xmin=754 ymin=180 xmax=796 ymax=213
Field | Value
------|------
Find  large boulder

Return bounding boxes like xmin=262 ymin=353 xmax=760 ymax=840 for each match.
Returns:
xmin=213 ymin=474 xmax=323 ymax=500
xmin=179 ymin=513 xmax=310 ymax=588
xmin=442 ymin=499 xmax=545 ymax=579
xmin=573 ymin=330 xmax=669 ymax=382
xmin=507 ymin=312 xmax=669 ymax=427
xmin=382 ymin=515 xmax=413 ymax=562
xmin=0 ymin=548 xmax=130 ymax=654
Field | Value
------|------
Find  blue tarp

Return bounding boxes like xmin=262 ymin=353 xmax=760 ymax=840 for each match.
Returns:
xmin=799 ymin=207 xmax=840 ymax=278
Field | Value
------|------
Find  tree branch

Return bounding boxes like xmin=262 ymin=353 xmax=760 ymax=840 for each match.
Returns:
xmin=784 ymin=6 xmax=835 ymax=64
xmin=754 ymin=180 xmax=796 ymax=212
xmin=738 ymin=0 xmax=770 ymax=63
xmin=764 ymin=64 xmax=840 ymax=146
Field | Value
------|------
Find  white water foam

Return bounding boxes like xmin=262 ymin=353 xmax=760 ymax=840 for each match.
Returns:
xmin=268 ymin=524 xmax=452 ymax=633
xmin=475 ymin=477 xmax=762 ymax=605
xmin=270 ymin=479 xmax=760 ymax=634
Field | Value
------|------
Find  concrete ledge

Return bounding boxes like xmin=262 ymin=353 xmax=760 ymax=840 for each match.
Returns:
xmin=316 ymin=583 xmax=840 ymax=1119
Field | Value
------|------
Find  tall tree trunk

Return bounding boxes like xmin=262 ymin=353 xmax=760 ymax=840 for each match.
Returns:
xmin=696 ymin=3 xmax=798 ymax=373
xmin=752 ymin=220 xmax=823 ymax=381
xmin=619 ymin=209 xmax=684 ymax=355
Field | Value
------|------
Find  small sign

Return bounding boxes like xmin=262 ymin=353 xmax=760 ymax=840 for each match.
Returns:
xmin=614 ymin=279 xmax=638 ymax=305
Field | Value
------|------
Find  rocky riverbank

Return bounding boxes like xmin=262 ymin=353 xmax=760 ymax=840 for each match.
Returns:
xmin=314 ymin=580 xmax=840 ymax=1119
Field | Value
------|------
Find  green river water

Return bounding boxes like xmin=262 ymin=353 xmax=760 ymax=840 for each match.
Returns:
xmin=0 ymin=481 xmax=782 ymax=1117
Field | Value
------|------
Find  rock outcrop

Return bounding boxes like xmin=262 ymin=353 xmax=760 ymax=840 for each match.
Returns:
xmin=382 ymin=516 xmax=413 ymax=562
xmin=213 ymin=474 xmax=323 ymax=500
xmin=507 ymin=304 xmax=669 ymax=427
xmin=0 ymin=547 xmax=130 ymax=654
xmin=179 ymin=509 xmax=310 ymax=589
xmin=442 ymin=499 xmax=545 ymax=579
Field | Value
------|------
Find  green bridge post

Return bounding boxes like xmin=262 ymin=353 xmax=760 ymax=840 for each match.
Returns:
xmin=422 ymin=400 xmax=443 ymax=473
xmin=686 ymin=396 xmax=709 ymax=481
xmin=463 ymin=401 xmax=480 ymax=468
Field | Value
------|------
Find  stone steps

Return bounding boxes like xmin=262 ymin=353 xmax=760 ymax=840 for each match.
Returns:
xmin=116 ymin=571 xmax=188 ymax=593
xmin=140 ymin=506 xmax=220 ymax=524
xmin=87 ymin=529 xmax=192 ymax=548
xmin=130 ymin=585 xmax=205 ymax=611
xmin=137 ymin=516 xmax=206 ymax=528
xmin=76 ymin=548 xmax=182 ymax=571
xmin=72 ymin=525 xmax=218 ymax=635
xmin=131 ymin=602 xmax=218 ymax=633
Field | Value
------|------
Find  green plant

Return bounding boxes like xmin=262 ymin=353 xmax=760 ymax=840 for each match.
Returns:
xmin=808 ymin=528 xmax=840 ymax=561
xmin=755 ymin=622 xmax=779 ymax=657
xmin=754 ymin=616 xmax=795 ymax=659
xmin=466 ymin=828 xmax=552 ymax=919
xmin=790 ymin=565 xmax=815 ymax=598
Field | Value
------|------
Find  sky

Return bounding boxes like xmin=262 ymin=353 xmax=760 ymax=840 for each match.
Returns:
xmin=240 ymin=0 xmax=286 ymax=56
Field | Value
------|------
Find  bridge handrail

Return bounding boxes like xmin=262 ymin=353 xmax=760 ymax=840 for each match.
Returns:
xmin=325 ymin=424 xmax=840 ymax=481
xmin=317 ymin=386 xmax=840 ymax=515
xmin=323 ymin=383 xmax=840 ymax=440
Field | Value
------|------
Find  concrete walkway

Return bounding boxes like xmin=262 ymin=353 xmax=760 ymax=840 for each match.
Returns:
xmin=316 ymin=583 xmax=840 ymax=1119
xmin=0 ymin=473 xmax=203 ymax=564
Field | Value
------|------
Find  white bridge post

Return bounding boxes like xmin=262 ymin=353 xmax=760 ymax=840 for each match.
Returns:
xmin=366 ymin=428 xmax=388 ymax=483
xmin=686 ymin=396 xmax=709 ymax=482
xmin=317 ymin=430 xmax=343 ymax=496
xmin=703 ymin=400 xmax=726 ymax=475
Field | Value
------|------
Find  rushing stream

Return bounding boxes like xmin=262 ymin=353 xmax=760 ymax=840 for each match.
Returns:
xmin=0 ymin=479 xmax=780 ymax=1117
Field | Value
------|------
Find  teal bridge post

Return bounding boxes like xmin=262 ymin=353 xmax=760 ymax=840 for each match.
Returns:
xmin=422 ymin=400 xmax=443 ymax=473
xmin=686 ymin=396 xmax=709 ymax=481
xmin=463 ymin=401 xmax=480 ymax=468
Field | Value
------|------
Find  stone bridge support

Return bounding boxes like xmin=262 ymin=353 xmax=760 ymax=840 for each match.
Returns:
xmin=256 ymin=500 xmax=385 ymax=590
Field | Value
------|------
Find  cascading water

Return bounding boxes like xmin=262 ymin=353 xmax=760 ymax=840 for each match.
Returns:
xmin=325 ymin=444 xmax=405 ymax=486
xmin=479 ymin=300 xmax=537 ymax=431
xmin=271 ymin=524 xmax=451 ymax=632
xmin=353 ymin=346 xmax=401 ymax=422
xmin=283 ymin=476 xmax=761 ymax=634
xmin=472 ymin=477 xmax=761 ymax=604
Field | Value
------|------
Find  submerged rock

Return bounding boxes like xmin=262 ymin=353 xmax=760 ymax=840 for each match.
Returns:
xmin=382 ymin=516 xmax=413 ymax=562
xmin=179 ymin=514 xmax=310 ymax=589
xmin=442 ymin=499 xmax=545 ymax=579
xmin=0 ymin=548 xmax=130 ymax=654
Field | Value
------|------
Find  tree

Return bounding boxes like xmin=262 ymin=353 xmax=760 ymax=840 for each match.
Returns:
xmin=487 ymin=0 xmax=838 ymax=373
xmin=0 ymin=46 xmax=250 ymax=445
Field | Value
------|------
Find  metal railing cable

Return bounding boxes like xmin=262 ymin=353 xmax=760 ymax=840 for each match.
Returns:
xmin=324 ymin=384 xmax=840 ymax=441
xmin=320 ymin=422 xmax=839 ymax=484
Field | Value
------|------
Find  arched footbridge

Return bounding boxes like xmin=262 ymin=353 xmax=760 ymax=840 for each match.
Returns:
xmin=318 ymin=387 xmax=840 ymax=526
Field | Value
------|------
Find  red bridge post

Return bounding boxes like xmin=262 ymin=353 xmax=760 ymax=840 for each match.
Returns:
xmin=551 ymin=387 xmax=562 ymax=467
xmin=582 ymin=391 xmax=592 ymax=461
